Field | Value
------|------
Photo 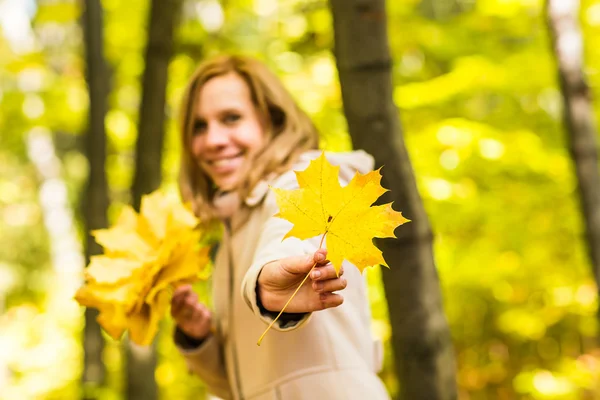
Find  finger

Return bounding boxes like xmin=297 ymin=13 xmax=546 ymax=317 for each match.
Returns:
xmin=172 ymin=300 xmax=192 ymax=320
xmin=279 ymin=254 xmax=318 ymax=275
xmin=173 ymin=284 xmax=193 ymax=298
xmin=197 ymin=302 xmax=209 ymax=315
xmin=312 ymin=277 xmax=347 ymax=293
xmin=186 ymin=302 xmax=207 ymax=320
xmin=182 ymin=305 xmax=210 ymax=327
xmin=179 ymin=301 xmax=202 ymax=322
xmin=313 ymin=249 xmax=328 ymax=265
xmin=173 ymin=291 xmax=199 ymax=319
xmin=171 ymin=285 xmax=193 ymax=310
xmin=188 ymin=305 xmax=204 ymax=321
xmin=200 ymin=308 xmax=212 ymax=330
xmin=184 ymin=293 xmax=199 ymax=311
xmin=172 ymin=287 xmax=195 ymax=311
xmin=171 ymin=294 xmax=187 ymax=317
xmin=310 ymin=263 xmax=343 ymax=281
xmin=181 ymin=295 xmax=199 ymax=318
xmin=316 ymin=292 xmax=344 ymax=310
xmin=186 ymin=308 xmax=212 ymax=338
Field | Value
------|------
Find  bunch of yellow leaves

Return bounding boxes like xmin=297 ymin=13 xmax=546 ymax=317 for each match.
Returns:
xmin=75 ymin=191 xmax=210 ymax=346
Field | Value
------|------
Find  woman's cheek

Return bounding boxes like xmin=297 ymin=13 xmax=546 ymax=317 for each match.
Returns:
xmin=191 ymin=137 xmax=205 ymax=162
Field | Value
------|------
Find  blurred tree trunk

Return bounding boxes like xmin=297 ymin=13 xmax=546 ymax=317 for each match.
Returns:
xmin=547 ymin=1 xmax=600 ymax=318
xmin=130 ymin=0 xmax=181 ymax=211
xmin=81 ymin=0 xmax=109 ymax=399
xmin=418 ymin=0 xmax=469 ymax=20
xmin=328 ymin=1 xmax=457 ymax=399
xmin=125 ymin=0 xmax=182 ymax=399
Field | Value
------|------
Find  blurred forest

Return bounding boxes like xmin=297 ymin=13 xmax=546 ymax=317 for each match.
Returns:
xmin=3 ymin=0 xmax=600 ymax=399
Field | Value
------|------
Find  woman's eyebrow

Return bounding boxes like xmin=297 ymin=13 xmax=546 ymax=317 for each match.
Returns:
xmin=217 ymin=107 xmax=242 ymax=115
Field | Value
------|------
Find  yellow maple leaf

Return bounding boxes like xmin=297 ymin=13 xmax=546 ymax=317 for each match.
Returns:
xmin=140 ymin=190 xmax=199 ymax=245
xmin=92 ymin=225 xmax=156 ymax=261
xmin=272 ymin=152 xmax=410 ymax=274
xmin=127 ymin=289 xmax=171 ymax=346
xmin=75 ymin=190 xmax=210 ymax=346
xmin=84 ymin=256 xmax=145 ymax=285
xmin=74 ymin=282 xmax=133 ymax=339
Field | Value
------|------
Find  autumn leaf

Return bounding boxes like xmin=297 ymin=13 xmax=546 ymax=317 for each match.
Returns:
xmin=272 ymin=152 xmax=410 ymax=274
xmin=74 ymin=190 xmax=210 ymax=346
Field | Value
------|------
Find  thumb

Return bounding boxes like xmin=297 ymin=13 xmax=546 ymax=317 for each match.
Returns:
xmin=279 ymin=250 xmax=326 ymax=275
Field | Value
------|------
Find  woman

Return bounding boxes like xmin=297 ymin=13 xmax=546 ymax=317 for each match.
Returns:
xmin=171 ymin=55 xmax=388 ymax=400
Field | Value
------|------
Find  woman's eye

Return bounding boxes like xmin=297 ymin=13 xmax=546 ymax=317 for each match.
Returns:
xmin=223 ymin=114 xmax=241 ymax=124
xmin=192 ymin=121 xmax=207 ymax=135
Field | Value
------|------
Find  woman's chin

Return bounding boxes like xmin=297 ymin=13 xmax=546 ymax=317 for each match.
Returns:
xmin=213 ymin=174 xmax=240 ymax=191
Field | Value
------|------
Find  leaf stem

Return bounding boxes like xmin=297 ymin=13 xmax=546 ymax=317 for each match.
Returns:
xmin=257 ymin=232 xmax=327 ymax=346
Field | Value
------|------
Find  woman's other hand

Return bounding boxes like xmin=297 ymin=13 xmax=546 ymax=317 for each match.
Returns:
xmin=171 ymin=284 xmax=212 ymax=340
xmin=257 ymin=249 xmax=346 ymax=313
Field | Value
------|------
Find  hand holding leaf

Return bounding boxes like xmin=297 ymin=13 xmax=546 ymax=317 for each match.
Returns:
xmin=257 ymin=248 xmax=345 ymax=313
xmin=257 ymin=152 xmax=410 ymax=344
xmin=171 ymin=284 xmax=213 ymax=340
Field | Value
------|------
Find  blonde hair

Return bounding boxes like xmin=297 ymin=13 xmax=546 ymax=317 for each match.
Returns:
xmin=178 ymin=55 xmax=320 ymax=223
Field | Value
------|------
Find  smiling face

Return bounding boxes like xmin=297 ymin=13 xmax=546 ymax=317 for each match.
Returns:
xmin=191 ymin=73 xmax=267 ymax=191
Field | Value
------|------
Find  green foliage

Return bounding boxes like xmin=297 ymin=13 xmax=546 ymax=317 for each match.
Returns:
xmin=3 ymin=0 xmax=600 ymax=399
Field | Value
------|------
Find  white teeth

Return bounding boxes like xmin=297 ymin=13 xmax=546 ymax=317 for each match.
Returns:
xmin=210 ymin=154 xmax=242 ymax=168
xmin=213 ymin=158 xmax=233 ymax=167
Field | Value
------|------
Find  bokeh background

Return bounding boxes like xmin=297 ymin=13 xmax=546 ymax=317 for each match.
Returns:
xmin=2 ymin=0 xmax=600 ymax=398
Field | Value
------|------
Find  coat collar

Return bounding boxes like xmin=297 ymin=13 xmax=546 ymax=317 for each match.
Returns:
xmin=244 ymin=179 xmax=270 ymax=207
xmin=213 ymin=176 xmax=273 ymax=234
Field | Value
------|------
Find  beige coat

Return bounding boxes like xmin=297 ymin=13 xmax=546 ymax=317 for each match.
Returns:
xmin=177 ymin=151 xmax=390 ymax=400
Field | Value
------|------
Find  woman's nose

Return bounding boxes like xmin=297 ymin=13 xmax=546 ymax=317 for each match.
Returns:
xmin=204 ymin=123 xmax=229 ymax=148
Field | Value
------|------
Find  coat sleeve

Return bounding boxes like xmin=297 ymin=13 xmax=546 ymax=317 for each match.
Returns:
xmin=241 ymin=171 xmax=319 ymax=331
xmin=175 ymin=331 xmax=232 ymax=399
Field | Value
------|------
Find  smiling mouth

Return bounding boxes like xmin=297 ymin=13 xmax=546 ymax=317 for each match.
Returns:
xmin=206 ymin=153 xmax=244 ymax=169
